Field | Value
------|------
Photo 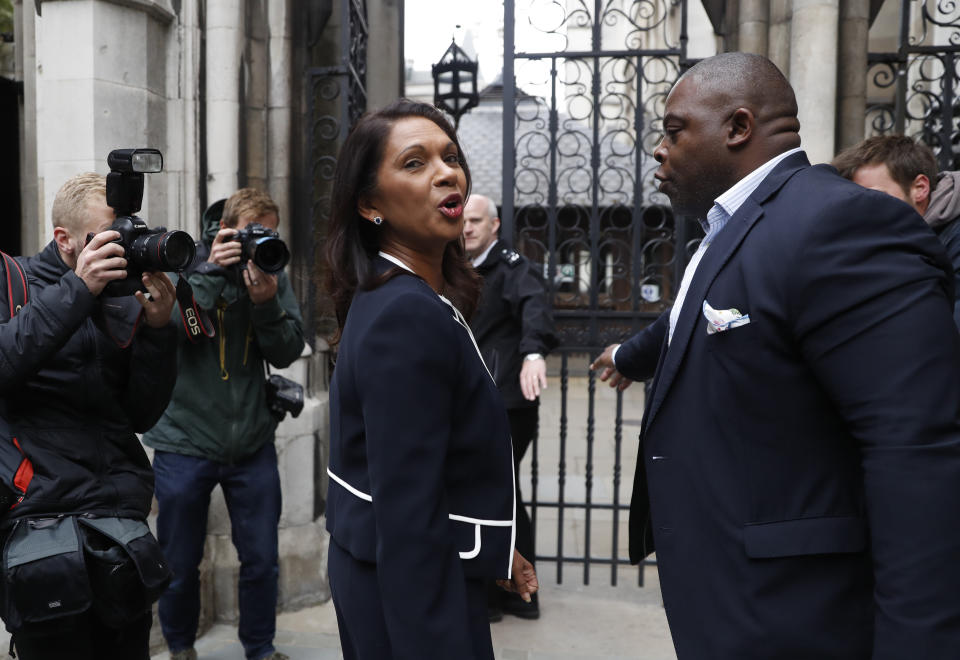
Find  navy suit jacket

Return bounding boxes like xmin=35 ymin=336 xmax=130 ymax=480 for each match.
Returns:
xmin=326 ymin=258 xmax=515 ymax=658
xmin=615 ymin=153 xmax=960 ymax=659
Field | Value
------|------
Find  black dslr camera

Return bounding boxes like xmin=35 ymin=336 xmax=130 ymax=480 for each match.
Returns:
xmin=265 ymin=374 xmax=304 ymax=422
xmin=234 ymin=223 xmax=290 ymax=275
xmin=91 ymin=148 xmax=196 ymax=297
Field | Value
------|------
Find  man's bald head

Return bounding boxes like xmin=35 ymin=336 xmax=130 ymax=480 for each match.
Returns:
xmin=463 ymin=194 xmax=501 ymax=257
xmin=654 ymin=53 xmax=802 ymax=218
xmin=678 ymin=52 xmax=801 ymax=157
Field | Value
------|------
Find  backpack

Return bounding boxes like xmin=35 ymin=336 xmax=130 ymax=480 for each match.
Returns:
xmin=0 ymin=251 xmax=28 ymax=318
xmin=0 ymin=251 xmax=33 ymax=513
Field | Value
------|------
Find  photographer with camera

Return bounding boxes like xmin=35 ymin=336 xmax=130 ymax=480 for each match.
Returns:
xmin=0 ymin=171 xmax=178 ymax=659
xmin=143 ymin=187 xmax=304 ymax=660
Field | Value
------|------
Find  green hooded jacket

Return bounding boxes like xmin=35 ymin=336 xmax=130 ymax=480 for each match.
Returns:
xmin=143 ymin=201 xmax=305 ymax=463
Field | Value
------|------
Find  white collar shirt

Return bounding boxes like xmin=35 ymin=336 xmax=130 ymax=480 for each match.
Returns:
xmin=664 ymin=147 xmax=803 ymax=344
xmin=471 ymin=239 xmax=499 ymax=268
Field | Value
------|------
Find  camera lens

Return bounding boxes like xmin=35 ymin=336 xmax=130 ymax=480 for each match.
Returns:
xmin=157 ymin=231 xmax=197 ymax=270
xmin=129 ymin=230 xmax=196 ymax=272
xmin=249 ymin=236 xmax=290 ymax=274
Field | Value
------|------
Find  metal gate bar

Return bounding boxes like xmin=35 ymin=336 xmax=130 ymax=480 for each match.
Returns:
xmin=866 ymin=1 xmax=960 ymax=170
xmin=502 ymin=0 xmax=691 ymax=586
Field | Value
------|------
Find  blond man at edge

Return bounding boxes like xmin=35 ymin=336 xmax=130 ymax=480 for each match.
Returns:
xmin=0 ymin=172 xmax=177 ymax=659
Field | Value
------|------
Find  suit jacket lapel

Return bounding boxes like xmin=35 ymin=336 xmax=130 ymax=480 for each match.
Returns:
xmin=642 ymin=153 xmax=810 ymax=432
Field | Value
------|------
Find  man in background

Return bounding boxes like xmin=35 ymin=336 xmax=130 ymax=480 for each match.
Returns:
xmin=463 ymin=193 xmax=558 ymax=621
xmin=833 ymin=134 xmax=960 ymax=327
xmin=144 ymin=188 xmax=304 ymax=660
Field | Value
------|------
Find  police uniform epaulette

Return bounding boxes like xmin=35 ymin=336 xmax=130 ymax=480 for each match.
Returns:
xmin=500 ymin=248 xmax=522 ymax=268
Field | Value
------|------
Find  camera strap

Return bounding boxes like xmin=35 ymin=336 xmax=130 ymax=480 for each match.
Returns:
xmin=0 ymin=251 xmax=29 ymax=318
xmin=0 ymin=252 xmax=35 ymax=512
xmin=175 ymin=276 xmax=215 ymax=343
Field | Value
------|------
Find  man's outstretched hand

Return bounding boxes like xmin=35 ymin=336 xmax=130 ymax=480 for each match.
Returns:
xmin=590 ymin=343 xmax=634 ymax=391
xmin=497 ymin=549 xmax=539 ymax=603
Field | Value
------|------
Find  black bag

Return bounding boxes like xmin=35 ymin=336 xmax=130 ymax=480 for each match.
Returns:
xmin=1 ymin=516 xmax=171 ymax=631
xmin=3 ymin=517 xmax=92 ymax=629
xmin=77 ymin=517 xmax=171 ymax=628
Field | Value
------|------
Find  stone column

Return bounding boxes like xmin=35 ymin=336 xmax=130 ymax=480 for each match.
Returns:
xmin=768 ymin=0 xmax=792 ymax=79
xmin=725 ymin=0 xmax=741 ymax=52
xmin=366 ymin=0 xmax=404 ymax=109
xmin=790 ymin=0 xmax=839 ymax=164
xmin=267 ymin=0 xmax=293 ymax=239
xmin=162 ymin=0 xmax=203 ymax=235
xmin=33 ymin=0 xmax=174 ymax=244
xmin=205 ymin=0 xmax=243 ymax=203
xmin=837 ymin=0 xmax=869 ymax=151
xmin=14 ymin=0 xmax=41 ymax=255
xmin=738 ymin=0 xmax=769 ymax=56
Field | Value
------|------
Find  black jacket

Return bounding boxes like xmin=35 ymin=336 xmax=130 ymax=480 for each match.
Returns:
xmin=617 ymin=154 xmax=960 ymax=658
xmin=471 ymin=243 xmax=558 ymax=409
xmin=326 ymin=257 xmax=516 ymax=658
xmin=0 ymin=242 xmax=178 ymax=523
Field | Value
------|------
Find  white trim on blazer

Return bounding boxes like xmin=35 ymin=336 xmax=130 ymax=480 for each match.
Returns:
xmin=327 ymin=468 xmax=514 ymax=559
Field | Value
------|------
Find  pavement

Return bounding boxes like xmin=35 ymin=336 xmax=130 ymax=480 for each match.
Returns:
xmin=0 ymin=559 xmax=677 ymax=660
xmin=147 ymin=564 xmax=678 ymax=660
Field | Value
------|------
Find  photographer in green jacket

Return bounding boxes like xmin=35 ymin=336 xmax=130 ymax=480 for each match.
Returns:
xmin=143 ymin=188 xmax=304 ymax=660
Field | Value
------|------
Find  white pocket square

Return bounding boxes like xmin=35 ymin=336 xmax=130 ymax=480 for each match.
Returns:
xmin=702 ymin=300 xmax=751 ymax=335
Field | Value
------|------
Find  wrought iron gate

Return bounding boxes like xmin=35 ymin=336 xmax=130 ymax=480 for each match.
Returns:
xmin=867 ymin=1 xmax=960 ymax=170
xmin=306 ymin=0 xmax=368 ymax=340
xmin=501 ymin=0 xmax=694 ymax=585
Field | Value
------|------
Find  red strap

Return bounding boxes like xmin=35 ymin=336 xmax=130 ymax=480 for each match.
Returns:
xmin=10 ymin=438 xmax=34 ymax=506
xmin=176 ymin=277 xmax=215 ymax=343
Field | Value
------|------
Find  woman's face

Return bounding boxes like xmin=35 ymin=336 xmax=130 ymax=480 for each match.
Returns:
xmin=361 ymin=116 xmax=467 ymax=254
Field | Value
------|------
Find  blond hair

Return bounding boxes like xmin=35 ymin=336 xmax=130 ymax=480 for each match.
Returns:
xmin=51 ymin=172 xmax=107 ymax=232
xmin=221 ymin=188 xmax=279 ymax=228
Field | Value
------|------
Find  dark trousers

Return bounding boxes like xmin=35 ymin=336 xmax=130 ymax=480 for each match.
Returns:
xmin=329 ymin=539 xmax=494 ymax=660
xmin=12 ymin=610 xmax=152 ymax=660
xmin=153 ymin=443 xmax=282 ymax=660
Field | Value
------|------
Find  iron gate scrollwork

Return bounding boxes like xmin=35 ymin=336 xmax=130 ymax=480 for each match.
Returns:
xmin=502 ymin=0 xmax=695 ymax=586
xmin=308 ymin=0 xmax=368 ymax=339
xmin=867 ymin=0 xmax=960 ymax=171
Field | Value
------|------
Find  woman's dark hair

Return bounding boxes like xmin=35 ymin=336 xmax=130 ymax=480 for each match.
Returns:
xmin=322 ymin=98 xmax=482 ymax=341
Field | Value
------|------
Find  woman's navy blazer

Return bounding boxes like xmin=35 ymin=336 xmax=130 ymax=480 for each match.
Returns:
xmin=326 ymin=256 xmax=516 ymax=649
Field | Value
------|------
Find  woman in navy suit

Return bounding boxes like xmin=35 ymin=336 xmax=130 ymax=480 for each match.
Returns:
xmin=322 ymin=99 xmax=538 ymax=659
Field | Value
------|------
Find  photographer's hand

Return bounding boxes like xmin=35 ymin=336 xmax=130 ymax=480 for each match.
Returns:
xmin=136 ymin=272 xmax=177 ymax=328
xmin=75 ymin=230 xmax=127 ymax=295
xmin=243 ymin=262 xmax=278 ymax=305
xmin=208 ymin=228 xmax=242 ymax=268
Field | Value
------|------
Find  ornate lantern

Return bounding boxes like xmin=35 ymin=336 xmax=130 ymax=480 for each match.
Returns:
xmin=432 ymin=38 xmax=479 ymax=129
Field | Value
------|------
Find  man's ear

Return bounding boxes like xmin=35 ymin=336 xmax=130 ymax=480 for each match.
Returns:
xmin=492 ymin=216 xmax=501 ymax=234
xmin=727 ymin=107 xmax=754 ymax=148
xmin=910 ymin=173 xmax=932 ymax=214
xmin=53 ymin=226 xmax=74 ymax=256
